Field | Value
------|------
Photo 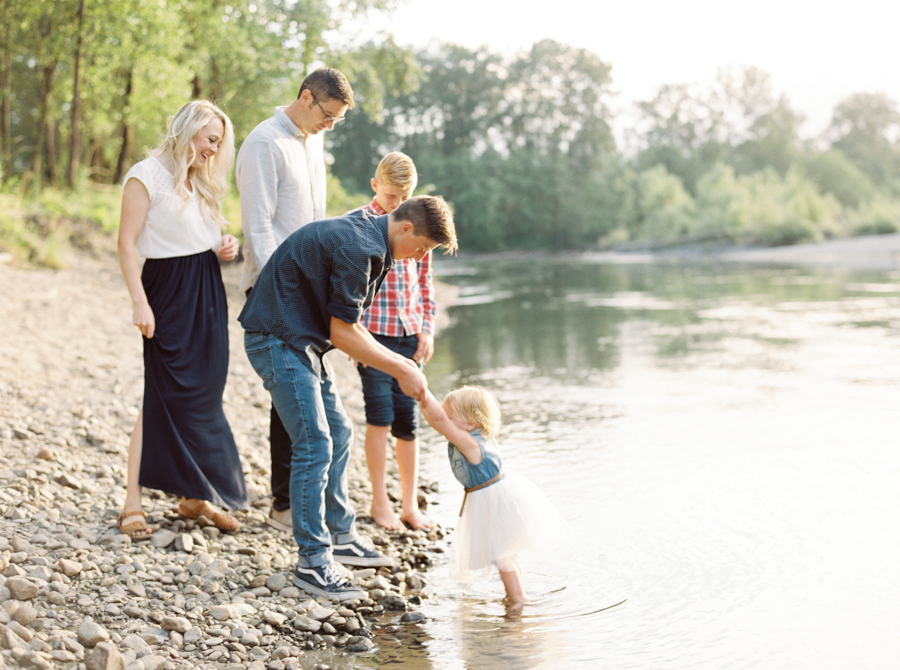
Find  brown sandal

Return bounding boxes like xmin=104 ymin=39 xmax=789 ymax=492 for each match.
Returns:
xmin=116 ymin=510 xmax=154 ymax=541
xmin=177 ymin=500 xmax=240 ymax=531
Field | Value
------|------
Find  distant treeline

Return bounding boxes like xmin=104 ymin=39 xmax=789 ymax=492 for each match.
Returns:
xmin=331 ymin=43 xmax=900 ymax=250
xmin=3 ymin=2 xmax=899 ymax=252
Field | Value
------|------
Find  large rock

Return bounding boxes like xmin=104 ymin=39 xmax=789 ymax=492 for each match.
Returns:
xmin=86 ymin=641 xmax=125 ymax=670
xmin=150 ymin=530 xmax=176 ymax=549
xmin=265 ymin=574 xmax=288 ymax=592
xmin=209 ymin=605 xmax=232 ymax=621
xmin=6 ymin=620 xmax=33 ymax=642
xmin=4 ymin=577 xmax=38 ymax=601
xmin=77 ymin=621 xmax=110 ymax=648
xmin=160 ymin=616 xmax=190 ymax=633
xmin=262 ymin=611 xmax=286 ymax=627
xmin=305 ymin=605 xmax=334 ymax=621
xmin=291 ymin=615 xmax=321 ymax=633
xmin=58 ymin=559 xmax=83 ymax=577
xmin=1 ymin=625 xmax=29 ymax=651
xmin=12 ymin=605 xmax=38 ymax=626
xmin=120 ymin=634 xmax=152 ymax=658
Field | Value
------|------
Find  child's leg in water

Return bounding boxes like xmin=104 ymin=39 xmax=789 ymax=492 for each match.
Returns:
xmin=496 ymin=556 xmax=529 ymax=605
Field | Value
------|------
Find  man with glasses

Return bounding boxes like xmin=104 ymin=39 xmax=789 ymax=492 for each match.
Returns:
xmin=237 ymin=67 xmax=353 ymax=536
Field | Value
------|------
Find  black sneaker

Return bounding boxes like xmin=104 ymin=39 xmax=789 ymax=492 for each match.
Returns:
xmin=332 ymin=535 xmax=394 ymax=567
xmin=292 ymin=563 xmax=366 ymax=601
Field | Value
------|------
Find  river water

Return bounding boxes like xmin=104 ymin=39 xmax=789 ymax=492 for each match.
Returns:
xmin=321 ymin=255 xmax=900 ymax=669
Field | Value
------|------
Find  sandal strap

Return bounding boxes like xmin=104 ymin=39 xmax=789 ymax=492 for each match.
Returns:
xmin=117 ymin=510 xmax=147 ymax=525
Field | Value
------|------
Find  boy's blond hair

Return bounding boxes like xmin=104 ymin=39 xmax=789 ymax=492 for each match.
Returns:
xmin=375 ymin=151 xmax=417 ymax=190
xmin=442 ymin=386 xmax=502 ymax=440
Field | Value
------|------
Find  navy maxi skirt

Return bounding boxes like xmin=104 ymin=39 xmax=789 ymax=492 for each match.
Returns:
xmin=139 ymin=250 xmax=248 ymax=510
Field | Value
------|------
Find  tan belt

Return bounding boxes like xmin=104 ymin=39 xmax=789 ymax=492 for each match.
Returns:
xmin=460 ymin=470 xmax=505 ymax=516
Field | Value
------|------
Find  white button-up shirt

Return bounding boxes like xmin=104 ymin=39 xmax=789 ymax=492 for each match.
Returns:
xmin=237 ymin=106 xmax=326 ymax=293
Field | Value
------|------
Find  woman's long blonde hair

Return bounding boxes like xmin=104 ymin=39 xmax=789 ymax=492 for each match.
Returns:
xmin=151 ymin=100 xmax=234 ymax=229
xmin=442 ymin=385 xmax=502 ymax=440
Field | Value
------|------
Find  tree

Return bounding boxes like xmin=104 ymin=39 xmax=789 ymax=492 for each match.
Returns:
xmin=827 ymin=92 xmax=900 ymax=190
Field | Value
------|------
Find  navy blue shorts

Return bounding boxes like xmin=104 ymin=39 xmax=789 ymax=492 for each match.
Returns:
xmin=357 ymin=333 xmax=420 ymax=441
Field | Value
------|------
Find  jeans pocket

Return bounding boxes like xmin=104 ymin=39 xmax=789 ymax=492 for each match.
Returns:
xmin=245 ymin=336 xmax=276 ymax=390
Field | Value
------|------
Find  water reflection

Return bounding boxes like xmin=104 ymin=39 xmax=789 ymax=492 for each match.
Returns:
xmin=322 ymin=256 xmax=900 ymax=669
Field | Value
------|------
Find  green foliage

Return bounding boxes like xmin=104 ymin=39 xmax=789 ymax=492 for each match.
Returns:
xmin=691 ymin=164 xmax=841 ymax=246
xmin=1 ymin=0 xmax=416 ymax=190
xmin=633 ymin=165 xmax=696 ymax=241
xmin=802 ymin=150 xmax=877 ymax=209
xmin=3 ymin=2 xmax=900 ymax=256
xmin=828 ymin=92 xmax=900 ymax=190
xmin=325 ymin=172 xmax=368 ymax=217
xmin=0 ymin=187 xmax=119 ymax=267
xmin=850 ymin=196 xmax=900 ymax=236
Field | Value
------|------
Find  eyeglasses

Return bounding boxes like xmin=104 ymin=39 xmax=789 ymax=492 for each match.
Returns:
xmin=312 ymin=95 xmax=346 ymax=124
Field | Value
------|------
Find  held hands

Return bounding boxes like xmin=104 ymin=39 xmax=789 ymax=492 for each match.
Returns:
xmin=218 ymin=234 xmax=240 ymax=261
xmin=397 ymin=357 xmax=428 ymax=404
xmin=133 ymin=301 xmax=156 ymax=339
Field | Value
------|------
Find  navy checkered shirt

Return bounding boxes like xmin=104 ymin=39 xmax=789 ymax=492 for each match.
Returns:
xmin=238 ymin=208 xmax=395 ymax=378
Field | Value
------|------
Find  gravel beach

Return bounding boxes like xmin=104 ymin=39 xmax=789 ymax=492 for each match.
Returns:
xmin=0 ymin=242 xmax=450 ymax=670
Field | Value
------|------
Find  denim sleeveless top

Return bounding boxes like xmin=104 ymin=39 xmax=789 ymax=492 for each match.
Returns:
xmin=448 ymin=430 xmax=503 ymax=490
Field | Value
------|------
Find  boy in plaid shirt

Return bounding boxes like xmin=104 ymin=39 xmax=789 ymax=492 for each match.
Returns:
xmin=353 ymin=152 xmax=435 ymax=530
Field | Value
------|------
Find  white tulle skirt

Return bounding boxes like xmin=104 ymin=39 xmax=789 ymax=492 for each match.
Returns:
xmin=451 ymin=470 xmax=571 ymax=582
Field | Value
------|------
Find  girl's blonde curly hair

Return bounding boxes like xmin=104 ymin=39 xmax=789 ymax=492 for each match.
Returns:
xmin=441 ymin=385 xmax=502 ymax=440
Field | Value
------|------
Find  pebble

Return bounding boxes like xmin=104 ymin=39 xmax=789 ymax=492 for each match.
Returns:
xmin=0 ymin=251 xmax=450 ymax=666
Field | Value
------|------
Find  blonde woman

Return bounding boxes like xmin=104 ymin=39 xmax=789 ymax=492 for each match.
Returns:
xmin=116 ymin=100 xmax=247 ymax=540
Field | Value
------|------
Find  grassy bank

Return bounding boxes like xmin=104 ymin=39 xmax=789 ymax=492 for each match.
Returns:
xmin=0 ymin=174 xmax=366 ymax=270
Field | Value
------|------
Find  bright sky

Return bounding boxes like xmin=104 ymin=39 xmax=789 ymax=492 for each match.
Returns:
xmin=372 ymin=0 xmax=899 ymax=138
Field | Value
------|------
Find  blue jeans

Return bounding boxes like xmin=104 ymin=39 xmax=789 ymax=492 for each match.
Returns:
xmin=357 ymin=333 xmax=420 ymax=441
xmin=244 ymin=331 xmax=358 ymax=567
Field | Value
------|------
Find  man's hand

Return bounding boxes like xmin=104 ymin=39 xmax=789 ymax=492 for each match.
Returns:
xmin=413 ymin=332 xmax=434 ymax=365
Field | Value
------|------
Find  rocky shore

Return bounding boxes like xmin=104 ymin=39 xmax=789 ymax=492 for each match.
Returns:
xmin=0 ymin=244 xmax=451 ymax=670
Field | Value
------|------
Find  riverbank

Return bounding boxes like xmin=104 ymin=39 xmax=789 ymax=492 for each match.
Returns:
xmin=0 ymin=245 xmax=450 ymax=670
xmin=635 ymin=232 xmax=900 ymax=270
xmin=463 ymin=232 xmax=900 ymax=272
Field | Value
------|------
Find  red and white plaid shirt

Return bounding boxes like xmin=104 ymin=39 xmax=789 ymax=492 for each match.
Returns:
xmin=358 ymin=198 xmax=435 ymax=337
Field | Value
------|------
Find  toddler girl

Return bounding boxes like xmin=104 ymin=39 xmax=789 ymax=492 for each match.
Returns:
xmin=419 ymin=385 xmax=570 ymax=606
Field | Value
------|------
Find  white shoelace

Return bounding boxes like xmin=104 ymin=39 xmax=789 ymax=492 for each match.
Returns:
xmin=322 ymin=563 xmax=350 ymax=585
xmin=354 ymin=535 xmax=376 ymax=552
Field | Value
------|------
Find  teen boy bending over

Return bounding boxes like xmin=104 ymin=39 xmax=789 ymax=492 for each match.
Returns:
xmin=351 ymin=152 xmax=435 ymax=530
xmin=239 ymin=196 xmax=457 ymax=601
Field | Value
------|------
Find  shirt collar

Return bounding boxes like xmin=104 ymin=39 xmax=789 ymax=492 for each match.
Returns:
xmin=273 ymin=106 xmax=305 ymax=139
xmin=376 ymin=214 xmax=394 ymax=269
xmin=367 ymin=197 xmax=387 ymax=215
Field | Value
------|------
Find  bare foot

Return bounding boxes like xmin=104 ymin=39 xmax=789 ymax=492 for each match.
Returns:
xmin=370 ymin=499 xmax=404 ymax=531
xmin=401 ymin=508 xmax=435 ymax=530
xmin=504 ymin=597 xmax=530 ymax=615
